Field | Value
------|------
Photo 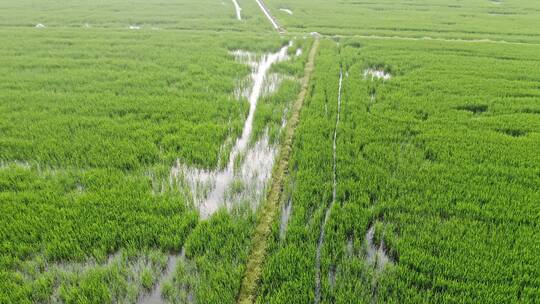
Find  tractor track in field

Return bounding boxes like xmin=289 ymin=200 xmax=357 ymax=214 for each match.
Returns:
xmin=232 ymin=0 xmax=242 ymax=20
xmin=314 ymin=66 xmax=343 ymax=304
xmin=236 ymin=38 xmax=320 ymax=304
xmin=321 ymin=33 xmax=540 ymax=46
xmin=255 ymin=0 xmax=285 ymax=34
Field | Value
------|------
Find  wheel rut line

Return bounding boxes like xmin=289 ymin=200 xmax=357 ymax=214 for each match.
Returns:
xmin=232 ymin=0 xmax=242 ymax=21
xmin=314 ymin=65 xmax=343 ymax=304
xmin=236 ymin=38 xmax=320 ymax=304
xmin=319 ymin=33 xmax=540 ymax=46
xmin=255 ymin=0 xmax=286 ymax=34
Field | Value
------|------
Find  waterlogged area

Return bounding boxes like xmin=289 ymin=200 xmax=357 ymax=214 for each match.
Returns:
xmin=365 ymin=226 xmax=390 ymax=271
xmin=279 ymin=198 xmax=293 ymax=240
xmin=5 ymin=0 xmax=540 ymax=302
xmin=139 ymin=250 xmax=182 ymax=304
xmin=171 ymin=44 xmax=291 ymax=219
xmin=363 ymin=68 xmax=391 ymax=81
xmin=14 ymin=250 xmax=170 ymax=303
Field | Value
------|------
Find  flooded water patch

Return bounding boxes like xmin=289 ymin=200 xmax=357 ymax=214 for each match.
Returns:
xmin=233 ymin=76 xmax=252 ymax=101
xmin=35 ymin=23 xmax=46 ymax=28
xmin=365 ymin=225 xmax=391 ymax=271
xmin=279 ymin=198 xmax=292 ymax=240
xmin=262 ymin=72 xmax=294 ymax=98
xmin=160 ymin=249 xmax=197 ymax=304
xmin=17 ymin=250 xmax=169 ymax=304
xmin=262 ymin=73 xmax=285 ymax=97
xmin=328 ymin=265 xmax=337 ymax=289
xmin=171 ymin=44 xmax=291 ymax=219
xmin=129 ymin=24 xmax=142 ymax=30
xmin=363 ymin=68 xmax=391 ymax=81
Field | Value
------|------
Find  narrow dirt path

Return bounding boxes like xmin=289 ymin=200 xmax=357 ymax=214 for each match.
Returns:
xmin=314 ymin=66 xmax=343 ymax=304
xmin=236 ymin=38 xmax=320 ymax=304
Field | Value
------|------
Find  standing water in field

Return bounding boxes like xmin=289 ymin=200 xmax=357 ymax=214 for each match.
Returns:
xmin=365 ymin=225 xmax=390 ymax=271
xmin=279 ymin=198 xmax=293 ymax=240
xmin=363 ymin=68 xmax=391 ymax=81
xmin=171 ymin=44 xmax=290 ymax=219
xmin=315 ymin=67 xmax=343 ymax=304
xmin=140 ymin=250 xmax=182 ymax=304
xmin=232 ymin=0 xmax=242 ymax=20
xmin=365 ymin=224 xmax=391 ymax=303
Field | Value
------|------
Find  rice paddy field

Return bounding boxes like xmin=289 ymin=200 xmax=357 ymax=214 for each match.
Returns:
xmin=0 ymin=1 xmax=539 ymax=304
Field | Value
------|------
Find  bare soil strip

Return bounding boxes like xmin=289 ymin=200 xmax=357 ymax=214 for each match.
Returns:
xmin=236 ymin=38 xmax=320 ymax=304
xmin=140 ymin=250 xmax=183 ymax=304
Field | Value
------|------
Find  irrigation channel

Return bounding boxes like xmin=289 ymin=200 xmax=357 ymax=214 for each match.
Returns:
xmin=171 ymin=44 xmax=290 ymax=219
xmin=314 ymin=67 xmax=343 ymax=304
xmin=232 ymin=0 xmax=242 ymax=21
xmin=255 ymin=0 xmax=285 ymax=33
xmin=237 ymin=38 xmax=320 ymax=304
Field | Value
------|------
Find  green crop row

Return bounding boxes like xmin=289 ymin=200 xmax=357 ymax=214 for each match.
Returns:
xmin=257 ymin=37 xmax=540 ymax=303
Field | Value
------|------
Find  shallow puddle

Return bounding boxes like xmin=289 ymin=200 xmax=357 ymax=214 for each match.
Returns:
xmin=279 ymin=198 xmax=292 ymax=240
xmin=365 ymin=225 xmax=390 ymax=271
xmin=363 ymin=69 xmax=391 ymax=81
xmin=171 ymin=44 xmax=290 ymax=219
xmin=139 ymin=250 xmax=183 ymax=304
